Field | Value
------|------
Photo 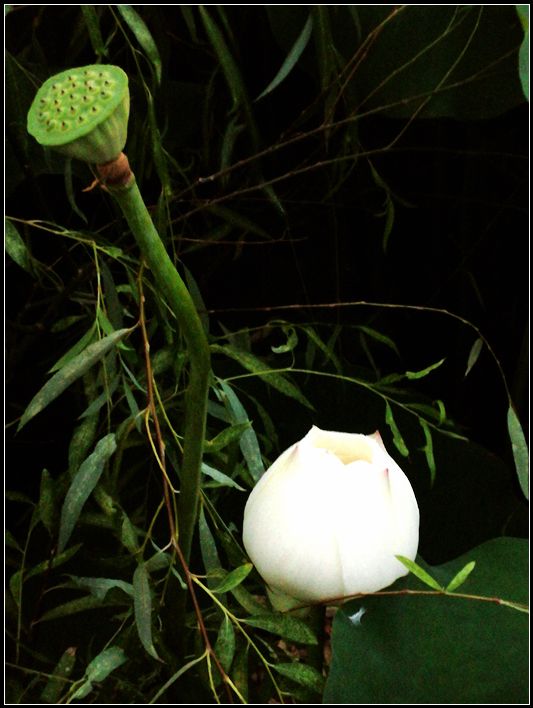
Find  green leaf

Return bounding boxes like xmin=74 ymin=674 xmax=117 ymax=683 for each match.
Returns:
xmin=38 ymin=469 xmax=57 ymax=535
xmin=256 ymin=14 xmax=313 ymax=101
xmin=49 ymin=326 xmax=97 ymax=373
xmin=405 ymin=357 xmax=445 ymax=380
xmin=302 ymin=325 xmax=342 ymax=373
xmin=81 ymin=5 xmax=108 ymax=58
xmin=230 ymin=584 xmax=267 ymax=615
xmin=205 ymin=422 xmax=252 ymax=453
xmin=18 ymin=328 xmax=131 ymax=431
xmin=212 ymin=563 xmax=253 ymax=594
xmin=325 ymin=538 xmax=529 ymax=703
xmin=86 ymin=646 xmax=128 ymax=683
xmin=202 ymin=463 xmax=245 ymax=491
xmin=516 ymin=5 xmax=529 ymax=100
xmin=68 ymin=409 xmax=100 ymax=477
xmin=273 ymin=662 xmax=325 ymax=693
xmin=243 ymin=613 xmax=318 ymax=645
xmin=419 ymin=418 xmax=436 ymax=484
xmin=465 ymin=337 xmax=483 ymax=377
xmin=117 ymin=5 xmax=162 ymax=85
xmin=58 ymin=434 xmax=117 ymax=553
xmin=507 ymin=405 xmax=529 ymax=499
xmin=271 ymin=325 xmax=299 ymax=354
xmin=385 ymin=401 xmax=409 ymax=457
xmin=214 ymin=344 xmax=314 ymax=409
xmin=214 ymin=615 xmax=235 ymax=673
xmin=10 ymin=544 xmax=83 ymax=606
xmin=40 ymin=647 xmax=77 ymax=703
xmin=355 ymin=325 xmax=400 ymax=356
xmin=5 ymin=218 xmax=32 ymax=273
xmin=446 ymin=560 xmax=476 ymax=592
xmin=396 ymin=555 xmax=444 ymax=591
xmin=72 ymin=646 xmax=127 ymax=700
xmin=67 ymin=575 xmax=134 ymax=601
xmin=199 ymin=5 xmax=247 ymax=109
xmin=347 ymin=6 xmax=525 ymax=120
xmin=133 ymin=563 xmax=159 ymax=660
xmin=218 ymin=380 xmax=265 ymax=482
xmin=198 ymin=505 xmax=222 ymax=580
xmin=38 ymin=594 xmax=128 ymax=623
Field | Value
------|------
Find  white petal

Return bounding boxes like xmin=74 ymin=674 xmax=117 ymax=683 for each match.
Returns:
xmin=243 ymin=439 xmax=346 ymax=601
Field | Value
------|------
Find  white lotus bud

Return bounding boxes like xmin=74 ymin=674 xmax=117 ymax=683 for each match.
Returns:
xmin=242 ymin=426 xmax=419 ymax=603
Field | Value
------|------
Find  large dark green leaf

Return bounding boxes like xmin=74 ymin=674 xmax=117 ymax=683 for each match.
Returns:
xmin=324 ymin=537 xmax=528 ymax=704
xmin=351 ymin=5 xmax=525 ymax=119
xmin=267 ymin=6 xmax=525 ymax=119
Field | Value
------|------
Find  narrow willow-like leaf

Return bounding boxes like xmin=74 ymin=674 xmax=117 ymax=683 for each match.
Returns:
xmin=507 ymin=405 xmax=529 ymax=499
xmin=18 ymin=328 xmax=131 ymax=431
xmin=68 ymin=411 xmax=100 ymax=477
xmin=302 ymin=325 xmax=342 ymax=373
xmin=244 ymin=613 xmax=318 ymax=645
xmin=81 ymin=5 xmax=107 ymax=58
xmin=464 ymin=337 xmax=483 ymax=377
xmin=10 ymin=544 xmax=83 ymax=606
xmin=382 ymin=196 xmax=395 ymax=253
xmin=446 ymin=561 xmax=476 ymax=592
xmin=49 ymin=327 xmax=97 ymax=373
xmin=256 ymin=14 xmax=313 ymax=101
xmin=85 ymin=646 xmax=128 ymax=683
xmin=5 ymin=218 xmax=32 ymax=273
xmin=273 ymin=662 xmax=325 ymax=693
xmin=385 ymin=401 xmax=409 ymax=457
xmin=214 ymin=344 xmax=313 ymax=409
xmin=180 ymin=5 xmax=198 ymax=41
xmin=213 ymin=563 xmax=253 ymax=594
xmin=218 ymin=380 xmax=265 ymax=482
xmin=72 ymin=647 xmax=127 ymax=701
xmin=78 ymin=375 xmax=120 ymax=419
xmin=214 ymin=615 xmax=236 ymax=673
xmin=38 ymin=469 xmax=57 ymax=535
xmin=70 ymin=681 xmax=93 ymax=701
xmin=38 ymin=594 xmax=128 ymax=622
xmin=121 ymin=511 xmax=140 ymax=554
xmin=405 ymin=357 xmax=445 ymax=380
xmin=58 ymin=434 xmax=117 ymax=553
xmin=202 ymin=463 xmax=245 ymax=491
xmin=435 ymin=399 xmax=447 ymax=425
xmin=516 ymin=5 xmax=529 ymax=99
xmin=199 ymin=5 xmax=246 ymax=109
xmin=355 ymin=325 xmax=400 ymax=356
xmin=271 ymin=326 xmax=299 ymax=354
xmin=231 ymin=644 xmax=249 ymax=703
xmin=230 ymin=584 xmax=267 ymax=615
xmin=40 ymin=647 xmax=77 ymax=703
xmin=67 ymin=575 xmax=134 ymax=601
xmin=205 ymin=422 xmax=252 ymax=453
xmin=419 ymin=418 xmax=436 ymax=484
xmin=117 ymin=5 xmax=162 ymax=85
xmin=198 ymin=505 xmax=222 ymax=582
xmin=133 ymin=563 xmax=159 ymax=660
xmin=396 ymin=555 xmax=444 ymax=591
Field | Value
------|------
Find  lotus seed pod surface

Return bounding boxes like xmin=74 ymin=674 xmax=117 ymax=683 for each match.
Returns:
xmin=27 ymin=65 xmax=130 ymax=163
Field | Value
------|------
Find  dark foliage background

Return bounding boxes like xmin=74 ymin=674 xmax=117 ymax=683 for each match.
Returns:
xmin=5 ymin=5 xmax=528 ymax=704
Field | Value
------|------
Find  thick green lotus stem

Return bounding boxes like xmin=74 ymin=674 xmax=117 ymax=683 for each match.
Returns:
xmin=27 ymin=64 xmax=210 ymax=570
xmin=101 ymin=158 xmax=210 ymax=567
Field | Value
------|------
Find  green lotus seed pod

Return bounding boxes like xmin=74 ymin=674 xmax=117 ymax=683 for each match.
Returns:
xmin=27 ymin=64 xmax=130 ymax=164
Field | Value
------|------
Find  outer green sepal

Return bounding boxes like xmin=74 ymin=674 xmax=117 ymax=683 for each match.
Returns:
xmin=27 ymin=64 xmax=130 ymax=164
